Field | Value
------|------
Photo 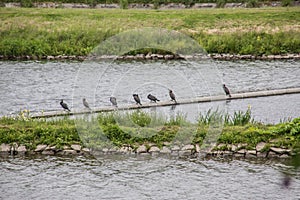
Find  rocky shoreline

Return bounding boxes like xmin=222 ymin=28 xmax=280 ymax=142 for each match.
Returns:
xmin=0 ymin=142 xmax=293 ymax=159
xmin=1 ymin=53 xmax=300 ymax=61
xmin=3 ymin=1 xmax=300 ymax=9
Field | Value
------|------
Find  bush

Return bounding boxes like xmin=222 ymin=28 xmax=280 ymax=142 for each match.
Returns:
xmin=246 ymin=0 xmax=260 ymax=8
xmin=216 ymin=0 xmax=226 ymax=8
xmin=281 ymin=0 xmax=293 ymax=6
xmin=119 ymin=0 xmax=128 ymax=9
xmin=20 ymin=0 xmax=34 ymax=7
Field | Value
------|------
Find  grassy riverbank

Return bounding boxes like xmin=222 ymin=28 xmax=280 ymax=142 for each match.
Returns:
xmin=1 ymin=109 xmax=299 ymax=153
xmin=0 ymin=7 xmax=299 ymax=58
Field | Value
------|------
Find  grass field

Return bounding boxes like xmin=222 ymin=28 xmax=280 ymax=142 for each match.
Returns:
xmin=0 ymin=109 xmax=299 ymax=152
xmin=0 ymin=7 xmax=300 ymax=57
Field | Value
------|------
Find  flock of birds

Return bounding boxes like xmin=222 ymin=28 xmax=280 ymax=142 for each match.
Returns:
xmin=59 ymin=84 xmax=231 ymax=112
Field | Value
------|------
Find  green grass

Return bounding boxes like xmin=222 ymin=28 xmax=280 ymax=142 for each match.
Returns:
xmin=0 ymin=7 xmax=299 ymax=57
xmin=0 ymin=109 xmax=299 ymax=152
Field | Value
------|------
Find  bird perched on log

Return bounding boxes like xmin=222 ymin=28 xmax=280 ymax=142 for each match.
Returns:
xmin=147 ymin=94 xmax=160 ymax=103
xmin=223 ymin=84 xmax=232 ymax=98
xmin=60 ymin=99 xmax=70 ymax=111
xmin=169 ymin=89 xmax=177 ymax=103
xmin=133 ymin=94 xmax=142 ymax=105
xmin=110 ymin=97 xmax=118 ymax=107
xmin=82 ymin=98 xmax=91 ymax=109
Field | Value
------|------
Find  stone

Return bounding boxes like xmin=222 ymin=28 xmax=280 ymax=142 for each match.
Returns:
xmin=47 ymin=56 xmax=54 ymax=60
xmin=119 ymin=146 xmax=129 ymax=154
xmin=82 ymin=148 xmax=90 ymax=152
xmin=247 ymin=150 xmax=257 ymax=156
xmin=71 ymin=144 xmax=81 ymax=151
xmin=280 ymin=154 xmax=289 ymax=159
xmin=63 ymin=145 xmax=71 ymax=150
xmin=164 ymin=55 xmax=174 ymax=60
xmin=182 ymin=144 xmax=195 ymax=151
xmin=60 ymin=149 xmax=77 ymax=156
xmin=171 ymin=145 xmax=180 ymax=151
xmin=171 ymin=151 xmax=179 ymax=157
xmin=163 ymin=142 xmax=171 ymax=146
xmin=41 ymin=150 xmax=55 ymax=155
xmin=149 ymin=146 xmax=160 ymax=153
xmin=256 ymin=142 xmax=266 ymax=152
xmin=237 ymin=149 xmax=246 ymax=154
xmin=219 ymin=151 xmax=232 ymax=156
xmin=245 ymin=150 xmax=257 ymax=158
xmin=231 ymin=145 xmax=238 ymax=151
xmin=102 ymin=148 xmax=109 ymax=153
xmin=179 ymin=150 xmax=192 ymax=157
xmin=17 ymin=145 xmax=27 ymax=153
xmin=0 ymin=143 xmax=11 ymax=152
xmin=257 ymin=152 xmax=268 ymax=158
xmin=136 ymin=145 xmax=147 ymax=154
xmin=233 ymin=152 xmax=245 ymax=158
xmin=35 ymin=144 xmax=47 ymax=152
xmin=270 ymin=147 xmax=291 ymax=155
xmin=195 ymin=144 xmax=201 ymax=153
xmin=267 ymin=151 xmax=279 ymax=158
xmin=161 ymin=146 xmax=171 ymax=154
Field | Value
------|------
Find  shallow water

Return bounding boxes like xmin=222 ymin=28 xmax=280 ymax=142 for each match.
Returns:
xmin=0 ymin=155 xmax=299 ymax=200
xmin=0 ymin=59 xmax=299 ymax=124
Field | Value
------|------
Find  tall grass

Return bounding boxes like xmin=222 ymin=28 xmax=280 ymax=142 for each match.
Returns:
xmin=0 ymin=110 xmax=299 ymax=150
xmin=0 ymin=7 xmax=299 ymax=57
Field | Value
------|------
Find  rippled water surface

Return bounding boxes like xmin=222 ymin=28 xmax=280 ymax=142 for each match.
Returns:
xmin=0 ymin=60 xmax=299 ymax=123
xmin=0 ymin=156 xmax=299 ymax=200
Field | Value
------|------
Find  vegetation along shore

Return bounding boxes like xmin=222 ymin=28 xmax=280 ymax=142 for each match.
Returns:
xmin=0 ymin=7 xmax=299 ymax=60
xmin=0 ymin=109 xmax=299 ymax=158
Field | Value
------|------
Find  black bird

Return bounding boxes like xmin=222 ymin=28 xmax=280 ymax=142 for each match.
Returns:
xmin=223 ymin=84 xmax=232 ymax=98
xmin=169 ymin=89 xmax=177 ymax=103
xmin=133 ymin=94 xmax=142 ymax=105
xmin=83 ymin=98 xmax=90 ymax=109
xmin=60 ymin=99 xmax=70 ymax=111
xmin=147 ymin=94 xmax=160 ymax=103
xmin=110 ymin=97 xmax=118 ymax=107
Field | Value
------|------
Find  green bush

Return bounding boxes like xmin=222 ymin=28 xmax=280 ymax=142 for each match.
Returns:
xmin=246 ymin=0 xmax=259 ymax=7
xmin=119 ymin=0 xmax=128 ymax=9
xmin=282 ymin=0 xmax=293 ymax=6
xmin=216 ymin=0 xmax=226 ymax=8
xmin=20 ymin=0 xmax=34 ymax=7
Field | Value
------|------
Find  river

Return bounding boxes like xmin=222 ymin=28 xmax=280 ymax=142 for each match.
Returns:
xmin=0 ymin=155 xmax=300 ymax=199
xmin=0 ymin=59 xmax=299 ymax=124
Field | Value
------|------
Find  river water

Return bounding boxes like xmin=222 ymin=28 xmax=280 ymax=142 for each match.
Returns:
xmin=0 ymin=60 xmax=300 ymax=199
xmin=0 ymin=59 xmax=299 ymax=124
xmin=0 ymin=155 xmax=300 ymax=200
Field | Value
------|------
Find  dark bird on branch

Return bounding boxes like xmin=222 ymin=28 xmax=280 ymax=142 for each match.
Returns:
xmin=133 ymin=94 xmax=142 ymax=105
xmin=169 ymin=89 xmax=177 ymax=103
xmin=147 ymin=94 xmax=160 ymax=103
xmin=223 ymin=84 xmax=232 ymax=98
xmin=110 ymin=97 xmax=118 ymax=107
xmin=60 ymin=99 xmax=70 ymax=111
xmin=83 ymin=98 xmax=91 ymax=109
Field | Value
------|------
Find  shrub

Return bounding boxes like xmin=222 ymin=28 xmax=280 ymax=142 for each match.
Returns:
xmin=119 ymin=0 xmax=128 ymax=9
xmin=281 ymin=0 xmax=293 ymax=7
xmin=246 ymin=0 xmax=259 ymax=8
xmin=216 ymin=0 xmax=226 ymax=8
xmin=20 ymin=0 xmax=34 ymax=7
